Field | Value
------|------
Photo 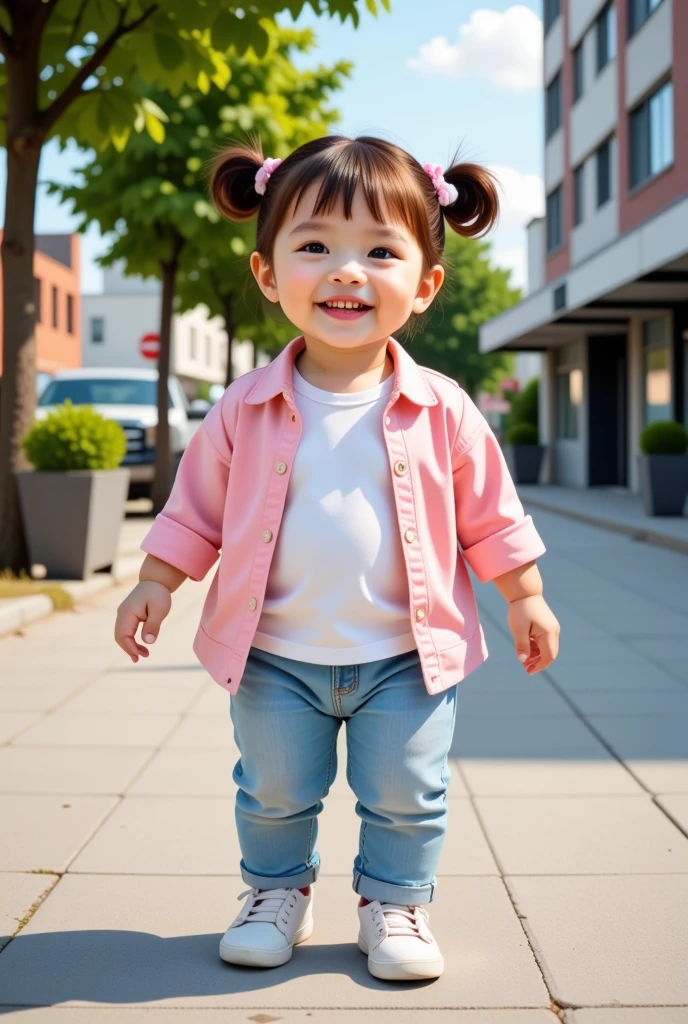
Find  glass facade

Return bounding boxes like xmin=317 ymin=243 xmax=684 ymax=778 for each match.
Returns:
xmin=555 ymin=342 xmax=583 ymax=439
xmin=630 ymin=80 xmax=673 ymax=189
xmin=643 ymin=317 xmax=671 ymax=425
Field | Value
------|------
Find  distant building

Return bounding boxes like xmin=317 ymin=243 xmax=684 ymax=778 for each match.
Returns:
xmin=480 ymin=0 xmax=688 ymax=492
xmin=81 ymin=264 xmax=260 ymax=399
xmin=0 ymin=232 xmax=81 ymax=382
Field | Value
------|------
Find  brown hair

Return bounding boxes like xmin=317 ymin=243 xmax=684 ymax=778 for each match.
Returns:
xmin=208 ymin=133 xmax=500 ymax=330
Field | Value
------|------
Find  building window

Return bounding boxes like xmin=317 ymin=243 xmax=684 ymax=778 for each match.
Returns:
xmin=546 ymin=186 xmax=563 ymax=253
xmin=545 ymin=72 xmax=562 ymax=139
xmin=90 ymin=317 xmax=104 ymax=344
xmin=544 ymin=0 xmax=561 ymax=34
xmin=190 ymin=326 xmax=197 ymax=360
xmin=630 ymin=80 xmax=673 ymax=189
xmin=596 ymin=137 xmax=612 ymax=207
xmin=34 ymin=277 xmax=42 ymax=324
xmin=51 ymin=286 xmax=58 ymax=328
xmin=574 ymin=164 xmax=585 ymax=226
xmin=573 ymin=42 xmax=584 ymax=103
xmin=643 ymin=317 xmax=671 ymax=424
xmin=555 ymin=342 xmax=583 ymax=440
xmin=66 ymin=294 xmax=74 ymax=334
xmin=629 ymin=0 xmax=664 ymax=37
xmin=596 ymin=2 xmax=617 ymax=73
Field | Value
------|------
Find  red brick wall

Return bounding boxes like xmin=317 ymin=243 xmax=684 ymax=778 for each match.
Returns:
xmin=546 ymin=0 xmax=572 ymax=283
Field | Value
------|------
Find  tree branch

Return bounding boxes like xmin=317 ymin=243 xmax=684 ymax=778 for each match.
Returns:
xmin=39 ymin=2 xmax=158 ymax=134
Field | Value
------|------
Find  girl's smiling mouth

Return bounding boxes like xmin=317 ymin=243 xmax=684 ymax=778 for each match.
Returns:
xmin=316 ymin=301 xmax=373 ymax=320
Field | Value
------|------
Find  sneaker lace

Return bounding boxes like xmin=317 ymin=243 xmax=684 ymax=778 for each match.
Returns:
xmin=237 ymin=886 xmax=296 ymax=926
xmin=375 ymin=902 xmax=431 ymax=942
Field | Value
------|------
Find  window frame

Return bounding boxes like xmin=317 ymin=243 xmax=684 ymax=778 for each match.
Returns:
xmin=596 ymin=137 xmax=612 ymax=208
xmin=34 ymin=277 xmax=42 ymax=324
xmin=90 ymin=316 xmax=105 ymax=344
xmin=596 ymin=2 xmax=617 ymax=74
xmin=66 ymin=294 xmax=74 ymax=335
xmin=628 ymin=0 xmax=665 ymax=39
xmin=544 ymin=0 xmax=561 ymax=35
xmin=573 ymin=163 xmax=585 ymax=227
xmin=572 ymin=41 xmax=584 ymax=103
xmin=545 ymin=71 xmax=562 ymax=141
xmin=546 ymin=185 xmax=563 ymax=254
xmin=51 ymin=286 xmax=58 ymax=329
xmin=630 ymin=79 xmax=673 ymax=191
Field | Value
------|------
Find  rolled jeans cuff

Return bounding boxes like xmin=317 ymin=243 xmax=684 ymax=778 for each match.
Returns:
xmin=239 ymin=857 xmax=320 ymax=891
xmin=353 ymin=869 xmax=436 ymax=905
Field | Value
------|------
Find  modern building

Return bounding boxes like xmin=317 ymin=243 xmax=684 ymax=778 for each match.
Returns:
xmin=480 ymin=0 xmax=687 ymax=492
xmin=81 ymin=264 xmax=261 ymax=400
xmin=0 ymin=232 xmax=81 ymax=385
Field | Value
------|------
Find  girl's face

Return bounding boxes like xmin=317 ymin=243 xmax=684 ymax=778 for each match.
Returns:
xmin=250 ymin=179 xmax=444 ymax=353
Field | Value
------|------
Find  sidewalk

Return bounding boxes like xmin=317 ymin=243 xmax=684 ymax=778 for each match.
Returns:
xmin=518 ymin=483 xmax=688 ymax=555
xmin=1 ymin=507 xmax=687 ymax=1019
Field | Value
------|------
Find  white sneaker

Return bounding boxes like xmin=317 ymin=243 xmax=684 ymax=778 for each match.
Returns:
xmin=219 ymin=886 xmax=313 ymax=968
xmin=358 ymin=900 xmax=444 ymax=981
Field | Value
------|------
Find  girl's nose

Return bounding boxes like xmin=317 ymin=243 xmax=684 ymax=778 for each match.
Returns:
xmin=328 ymin=262 xmax=367 ymax=284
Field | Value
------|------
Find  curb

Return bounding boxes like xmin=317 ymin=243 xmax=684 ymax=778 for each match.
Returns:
xmin=0 ymin=555 xmax=142 ymax=640
xmin=521 ymin=495 xmax=688 ymax=556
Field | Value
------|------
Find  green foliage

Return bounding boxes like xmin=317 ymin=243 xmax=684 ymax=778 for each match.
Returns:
xmin=401 ymin=232 xmax=520 ymax=398
xmin=505 ymin=422 xmax=539 ymax=446
xmin=639 ymin=420 xmax=688 ymax=456
xmin=21 ymin=401 xmax=127 ymax=471
xmin=504 ymin=376 xmax=539 ymax=434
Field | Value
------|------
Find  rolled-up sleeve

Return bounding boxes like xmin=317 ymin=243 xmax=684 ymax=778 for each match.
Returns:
xmin=140 ymin=404 xmax=231 ymax=582
xmin=453 ymin=391 xmax=546 ymax=583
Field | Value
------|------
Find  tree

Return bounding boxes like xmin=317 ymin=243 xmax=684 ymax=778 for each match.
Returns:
xmin=0 ymin=0 xmax=390 ymax=571
xmin=49 ymin=23 xmax=351 ymax=511
xmin=402 ymin=232 xmax=518 ymax=398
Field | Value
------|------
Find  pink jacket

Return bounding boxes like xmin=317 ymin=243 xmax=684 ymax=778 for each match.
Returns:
xmin=140 ymin=334 xmax=546 ymax=696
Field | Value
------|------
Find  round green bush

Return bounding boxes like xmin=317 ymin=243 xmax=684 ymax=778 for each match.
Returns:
xmin=639 ymin=420 xmax=688 ymax=456
xmin=22 ymin=400 xmax=127 ymax=471
xmin=505 ymin=422 xmax=539 ymax=446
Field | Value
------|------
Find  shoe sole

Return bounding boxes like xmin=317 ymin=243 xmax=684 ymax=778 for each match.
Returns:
xmin=219 ymin=916 xmax=313 ymax=968
xmin=358 ymin=935 xmax=444 ymax=981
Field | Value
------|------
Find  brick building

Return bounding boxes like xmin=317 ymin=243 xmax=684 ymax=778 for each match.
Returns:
xmin=480 ymin=0 xmax=688 ymax=491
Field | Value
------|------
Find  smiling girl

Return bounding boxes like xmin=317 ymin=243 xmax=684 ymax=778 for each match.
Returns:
xmin=114 ymin=134 xmax=560 ymax=982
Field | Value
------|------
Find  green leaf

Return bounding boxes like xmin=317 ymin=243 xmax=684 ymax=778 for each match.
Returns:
xmin=144 ymin=110 xmax=166 ymax=143
xmin=111 ymin=125 xmax=132 ymax=152
xmin=197 ymin=70 xmax=211 ymax=94
xmin=211 ymin=10 xmax=236 ymax=51
xmin=154 ymin=32 xmax=186 ymax=70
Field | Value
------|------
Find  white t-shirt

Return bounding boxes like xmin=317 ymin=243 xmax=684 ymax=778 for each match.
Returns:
xmin=251 ymin=364 xmax=417 ymax=665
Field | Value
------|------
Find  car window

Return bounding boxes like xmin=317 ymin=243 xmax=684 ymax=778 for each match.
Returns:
xmin=39 ymin=379 xmax=174 ymax=407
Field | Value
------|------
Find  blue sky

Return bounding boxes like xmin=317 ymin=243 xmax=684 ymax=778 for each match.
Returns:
xmin=0 ymin=0 xmax=545 ymax=292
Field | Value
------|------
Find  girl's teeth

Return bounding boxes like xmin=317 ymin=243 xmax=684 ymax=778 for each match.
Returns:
xmin=325 ymin=301 xmax=365 ymax=309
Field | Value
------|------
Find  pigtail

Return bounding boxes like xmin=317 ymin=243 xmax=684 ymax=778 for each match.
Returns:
xmin=441 ymin=161 xmax=500 ymax=238
xmin=208 ymin=137 xmax=265 ymax=223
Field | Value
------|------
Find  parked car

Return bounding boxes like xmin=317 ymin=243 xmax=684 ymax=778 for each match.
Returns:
xmin=35 ymin=368 xmax=209 ymax=500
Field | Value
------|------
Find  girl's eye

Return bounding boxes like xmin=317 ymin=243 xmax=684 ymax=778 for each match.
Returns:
xmin=298 ymin=242 xmax=398 ymax=259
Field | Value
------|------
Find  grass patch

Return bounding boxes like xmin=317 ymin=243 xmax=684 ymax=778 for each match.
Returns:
xmin=0 ymin=569 xmax=74 ymax=610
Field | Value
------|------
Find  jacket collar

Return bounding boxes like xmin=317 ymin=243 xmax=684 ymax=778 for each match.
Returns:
xmin=244 ymin=334 xmax=437 ymax=407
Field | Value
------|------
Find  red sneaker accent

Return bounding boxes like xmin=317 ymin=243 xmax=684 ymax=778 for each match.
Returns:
xmin=299 ymin=886 xmax=311 ymax=896
xmin=359 ymin=896 xmax=371 ymax=907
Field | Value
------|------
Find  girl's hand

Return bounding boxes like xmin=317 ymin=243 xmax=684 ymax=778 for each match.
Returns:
xmin=507 ymin=594 xmax=560 ymax=674
xmin=114 ymin=581 xmax=172 ymax=663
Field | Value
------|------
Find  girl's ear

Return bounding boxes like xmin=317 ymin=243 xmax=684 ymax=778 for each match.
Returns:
xmin=412 ymin=264 xmax=444 ymax=314
xmin=250 ymin=251 xmax=279 ymax=303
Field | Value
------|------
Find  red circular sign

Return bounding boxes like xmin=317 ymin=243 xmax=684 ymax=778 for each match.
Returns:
xmin=139 ymin=332 xmax=160 ymax=360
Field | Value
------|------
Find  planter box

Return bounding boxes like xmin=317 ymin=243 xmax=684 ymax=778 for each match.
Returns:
xmin=638 ymin=453 xmax=688 ymax=517
xmin=15 ymin=468 xmax=130 ymax=579
xmin=503 ymin=444 xmax=545 ymax=485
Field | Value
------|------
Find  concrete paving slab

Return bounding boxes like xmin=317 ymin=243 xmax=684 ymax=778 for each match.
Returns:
xmin=58 ymin=680 xmax=204 ymax=715
xmin=0 ymin=712 xmax=41 ymax=744
xmin=0 ymin=682 xmax=93 ymax=713
xmin=316 ymin=793 xmax=498 ymax=877
xmin=0 ymin=873 xmax=549 ymax=1009
xmin=656 ymin=794 xmax=688 ymax=833
xmin=546 ymin=658 xmax=687 ymax=692
xmin=626 ymin=636 xmax=688 ymax=662
xmin=0 ymin=668 xmax=102 ymax=693
xmin=126 ymin=748 xmax=240 ymax=797
xmin=457 ymin=757 xmax=642 ymax=797
xmin=101 ymin=666 xmax=209 ymax=689
xmin=586 ymin=714 xmax=688 ymax=792
xmin=450 ymin=711 xmax=613 ymax=762
xmin=0 ymin=794 xmax=119 ymax=872
xmin=0 ymin=1011 xmax=559 ymax=1023
xmin=455 ymin=685 xmax=574 ymax=717
xmin=566 ymin=689 xmax=688 ymax=715
xmin=0 ymin=746 xmax=154 ymax=796
xmin=476 ymin=795 xmax=688 ymax=874
xmin=162 ymin=713 xmax=236 ymax=749
xmin=12 ymin=712 xmax=181 ymax=749
xmin=570 ymin=1011 xmax=688 ymax=1024
xmin=506 ymin=874 xmax=688 ymax=1006
xmin=188 ymin=683 xmax=234 ymax=716
xmin=0 ymin=873 xmax=59 ymax=947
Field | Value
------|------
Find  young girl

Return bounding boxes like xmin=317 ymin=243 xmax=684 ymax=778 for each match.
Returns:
xmin=115 ymin=134 xmax=560 ymax=983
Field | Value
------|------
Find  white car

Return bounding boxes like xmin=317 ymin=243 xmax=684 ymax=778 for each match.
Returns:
xmin=35 ymin=367 xmax=211 ymax=499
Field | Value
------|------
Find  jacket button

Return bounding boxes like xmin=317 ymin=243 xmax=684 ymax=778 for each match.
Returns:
xmin=415 ymin=608 xmax=425 ymax=620
xmin=275 ymin=461 xmax=287 ymax=474
xmin=262 ymin=529 xmax=273 ymax=542
xmin=404 ymin=529 xmax=415 ymax=543
xmin=248 ymin=597 xmax=257 ymax=610
xmin=394 ymin=460 xmax=407 ymax=475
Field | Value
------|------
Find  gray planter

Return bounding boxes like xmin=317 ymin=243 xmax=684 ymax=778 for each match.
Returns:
xmin=15 ymin=468 xmax=130 ymax=579
xmin=637 ymin=453 xmax=688 ymax=516
xmin=503 ymin=444 xmax=545 ymax=485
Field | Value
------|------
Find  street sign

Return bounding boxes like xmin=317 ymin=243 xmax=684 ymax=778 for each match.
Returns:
xmin=500 ymin=377 xmax=520 ymax=393
xmin=139 ymin=332 xmax=160 ymax=361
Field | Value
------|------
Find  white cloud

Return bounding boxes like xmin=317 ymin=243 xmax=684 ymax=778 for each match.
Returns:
xmin=406 ymin=6 xmax=543 ymax=93
xmin=490 ymin=247 xmax=527 ymax=290
xmin=488 ymin=164 xmax=544 ymax=230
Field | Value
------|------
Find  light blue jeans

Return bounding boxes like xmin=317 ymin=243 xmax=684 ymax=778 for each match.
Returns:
xmin=229 ymin=644 xmax=458 ymax=905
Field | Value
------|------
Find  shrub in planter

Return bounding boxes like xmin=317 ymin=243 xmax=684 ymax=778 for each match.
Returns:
xmin=637 ymin=420 xmax=688 ymax=516
xmin=16 ymin=401 xmax=130 ymax=579
xmin=503 ymin=421 xmax=545 ymax=485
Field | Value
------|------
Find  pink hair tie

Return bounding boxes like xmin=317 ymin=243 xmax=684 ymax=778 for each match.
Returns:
xmin=254 ymin=157 xmax=282 ymax=195
xmin=423 ymin=163 xmax=459 ymax=207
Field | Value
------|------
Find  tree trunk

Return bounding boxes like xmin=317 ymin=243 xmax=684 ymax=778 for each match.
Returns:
xmin=0 ymin=40 xmax=44 ymax=575
xmin=222 ymin=293 xmax=235 ymax=390
xmin=151 ymin=254 xmax=180 ymax=515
